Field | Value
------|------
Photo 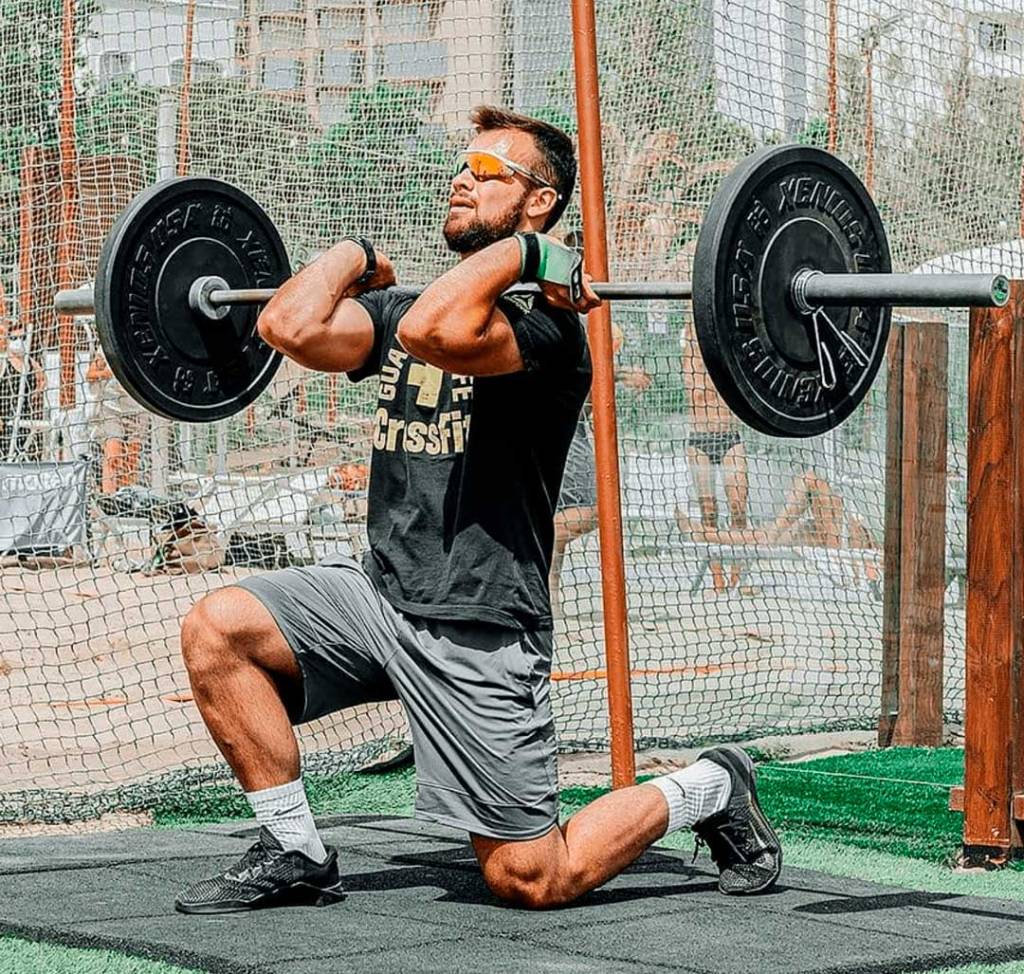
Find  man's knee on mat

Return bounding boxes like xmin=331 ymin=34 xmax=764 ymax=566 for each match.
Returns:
xmin=474 ymin=832 xmax=578 ymax=910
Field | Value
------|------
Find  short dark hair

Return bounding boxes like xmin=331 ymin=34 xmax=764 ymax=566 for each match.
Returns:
xmin=470 ymin=105 xmax=575 ymax=231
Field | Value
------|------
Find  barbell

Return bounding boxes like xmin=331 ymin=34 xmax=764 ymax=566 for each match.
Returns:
xmin=53 ymin=144 xmax=1009 ymax=436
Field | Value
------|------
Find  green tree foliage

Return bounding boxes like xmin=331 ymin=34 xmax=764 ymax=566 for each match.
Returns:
xmin=304 ymin=82 xmax=450 ymax=275
xmin=75 ymin=78 xmax=160 ymax=177
xmin=0 ymin=0 xmax=96 ymax=178
xmin=182 ymin=78 xmax=314 ymax=257
xmin=542 ymin=0 xmax=754 ymax=251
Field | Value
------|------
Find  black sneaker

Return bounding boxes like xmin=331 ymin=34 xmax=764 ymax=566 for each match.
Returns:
xmin=175 ymin=827 xmax=346 ymax=914
xmin=692 ymin=745 xmax=782 ymax=895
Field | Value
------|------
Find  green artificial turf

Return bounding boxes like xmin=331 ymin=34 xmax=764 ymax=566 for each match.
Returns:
xmin=0 ymin=936 xmax=202 ymax=974
xmin=151 ymin=747 xmax=981 ymax=868
xmin=150 ymin=767 xmax=417 ymax=827
xmin=754 ymin=747 xmax=974 ymax=865
xmin=926 ymin=965 xmax=1024 ymax=974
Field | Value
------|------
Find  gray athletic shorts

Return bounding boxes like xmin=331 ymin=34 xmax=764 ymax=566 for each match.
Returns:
xmin=236 ymin=555 xmax=559 ymax=841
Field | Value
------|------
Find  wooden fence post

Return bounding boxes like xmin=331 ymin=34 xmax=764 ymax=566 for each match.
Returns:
xmin=880 ymin=317 xmax=948 ymax=747
xmin=958 ymin=281 xmax=1024 ymax=865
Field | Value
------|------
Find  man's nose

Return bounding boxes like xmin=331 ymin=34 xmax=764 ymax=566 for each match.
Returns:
xmin=451 ymin=166 xmax=475 ymax=193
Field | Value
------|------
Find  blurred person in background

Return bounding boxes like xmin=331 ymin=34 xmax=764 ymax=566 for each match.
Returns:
xmin=679 ymin=311 xmax=748 ymax=591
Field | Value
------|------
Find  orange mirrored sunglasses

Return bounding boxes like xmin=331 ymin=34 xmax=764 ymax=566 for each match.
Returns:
xmin=455 ymin=149 xmax=557 ymax=194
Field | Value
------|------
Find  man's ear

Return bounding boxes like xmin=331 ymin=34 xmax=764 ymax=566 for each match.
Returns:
xmin=525 ymin=187 xmax=558 ymax=225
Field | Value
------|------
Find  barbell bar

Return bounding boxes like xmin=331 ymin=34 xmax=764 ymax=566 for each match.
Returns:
xmin=49 ymin=144 xmax=1013 ymax=434
xmin=56 ymin=272 xmax=1009 ymax=319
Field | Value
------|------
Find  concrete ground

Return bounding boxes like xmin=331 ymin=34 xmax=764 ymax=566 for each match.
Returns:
xmin=3 ymin=816 xmax=1024 ymax=974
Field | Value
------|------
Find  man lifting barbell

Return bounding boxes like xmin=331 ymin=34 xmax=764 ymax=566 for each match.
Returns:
xmin=169 ymin=106 xmax=782 ymax=913
xmin=51 ymin=114 xmax=1013 ymax=913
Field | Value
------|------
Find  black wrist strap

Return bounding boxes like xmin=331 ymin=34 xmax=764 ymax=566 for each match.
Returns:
xmin=516 ymin=232 xmax=541 ymax=282
xmin=343 ymin=236 xmax=376 ymax=285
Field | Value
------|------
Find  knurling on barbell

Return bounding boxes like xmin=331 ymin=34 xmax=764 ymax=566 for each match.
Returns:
xmin=53 ymin=146 xmax=1009 ymax=434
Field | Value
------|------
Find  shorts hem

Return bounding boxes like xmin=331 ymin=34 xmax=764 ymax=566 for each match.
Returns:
xmin=414 ymin=808 xmax=559 ymax=842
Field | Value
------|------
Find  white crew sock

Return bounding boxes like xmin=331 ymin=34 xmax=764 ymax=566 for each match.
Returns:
xmin=649 ymin=759 xmax=732 ymax=834
xmin=245 ymin=778 xmax=327 ymax=863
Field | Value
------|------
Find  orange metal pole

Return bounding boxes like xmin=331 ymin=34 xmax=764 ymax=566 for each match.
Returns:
xmin=864 ymin=47 xmax=875 ymax=194
xmin=827 ymin=0 xmax=838 ymax=153
xmin=327 ymin=374 xmax=338 ymax=428
xmin=177 ymin=0 xmax=196 ymax=176
xmin=18 ymin=147 xmax=36 ymax=345
xmin=570 ymin=0 xmax=636 ymax=788
xmin=0 ymin=281 xmax=9 ymax=353
xmin=56 ymin=0 xmax=80 ymax=410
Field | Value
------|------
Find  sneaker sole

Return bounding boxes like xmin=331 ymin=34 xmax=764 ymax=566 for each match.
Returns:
xmin=175 ymin=879 xmax=346 ymax=914
xmin=702 ymin=745 xmax=782 ymax=895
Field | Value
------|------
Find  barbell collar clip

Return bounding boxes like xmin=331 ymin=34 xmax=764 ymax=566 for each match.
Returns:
xmin=188 ymin=276 xmax=232 ymax=321
xmin=54 ymin=287 xmax=96 ymax=316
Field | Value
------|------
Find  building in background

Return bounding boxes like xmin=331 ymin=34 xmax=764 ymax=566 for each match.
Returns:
xmin=713 ymin=0 xmax=1024 ymax=141
xmin=81 ymin=0 xmax=241 ymax=89
xmin=80 ymin=0 xmax=538 ymax=133
xmin=237 ymin=0 xmax=508 ymax=130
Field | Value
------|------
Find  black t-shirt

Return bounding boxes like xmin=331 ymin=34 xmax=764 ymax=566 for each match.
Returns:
xmin=349 ymin=285 xmax=591 ymax=630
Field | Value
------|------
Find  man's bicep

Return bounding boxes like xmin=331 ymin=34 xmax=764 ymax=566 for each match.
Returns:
xmin=328 ymin=298 xmax=376 ymax=372
xmin=407 ymin=307 xmax=526 ymax=377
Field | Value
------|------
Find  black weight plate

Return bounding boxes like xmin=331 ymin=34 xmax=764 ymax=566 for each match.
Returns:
xmin=94 ymin=177 xmax=288 ymax=423
xmin=692 ymin=145 xmax=891 ymax=437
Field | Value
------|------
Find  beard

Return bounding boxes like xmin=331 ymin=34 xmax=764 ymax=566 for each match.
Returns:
xmin=443 ymin=193 xmax=529 ymax=254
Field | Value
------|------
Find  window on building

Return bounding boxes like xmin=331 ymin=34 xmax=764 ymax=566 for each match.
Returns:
xmin=99 ymin=51 xmax=134 ymax=89
xmin=318 ymin=7 xmax=366 ymax=86
xmin=261 ymin=56 xmax=305 ymax=90
xmin=250 ymin=0 xmax=445 ymax=113
xmin=258 ymin=13 xmax=306 ymax=92
xmin=169 ymin=58 xmax=223 ymax=86
xmin=976 ymin=16 xmax=1024 ymax=55
xmin=319 ymin=90 xmax=352 ymax=127
xmin=978 ymin=20 xmax=1009 ymax=52
xmin=378 ymin=0 xmax=445 ymax=82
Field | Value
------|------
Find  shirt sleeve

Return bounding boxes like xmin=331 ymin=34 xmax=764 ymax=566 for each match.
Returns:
xmin=346 ymin=287 xmax=408 ymax=383
xmin=499 ymin=292 xmax=588 ymax=375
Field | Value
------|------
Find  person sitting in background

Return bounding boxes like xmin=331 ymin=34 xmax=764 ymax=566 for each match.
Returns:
xmin=0 ymin=335 xmax=46 ymax=460
xmin=675 ymin=468 xmax=879 ymax=588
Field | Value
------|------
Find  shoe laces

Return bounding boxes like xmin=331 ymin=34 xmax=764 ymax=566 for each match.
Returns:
xmin=225 ymin=836 xmax=277 ymax=882
xmin=694 ymin=814 xmax=751 ymax=869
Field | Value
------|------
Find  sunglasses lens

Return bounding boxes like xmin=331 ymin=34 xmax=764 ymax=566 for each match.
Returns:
xmin=464 ymin=152 xmax=509 ymax=179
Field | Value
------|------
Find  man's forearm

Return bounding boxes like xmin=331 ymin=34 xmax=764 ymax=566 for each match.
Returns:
xmin=260 ymin=240 xmax=368 ymax=336
xmin=404 ymin=237 xmax=522 ymax=342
